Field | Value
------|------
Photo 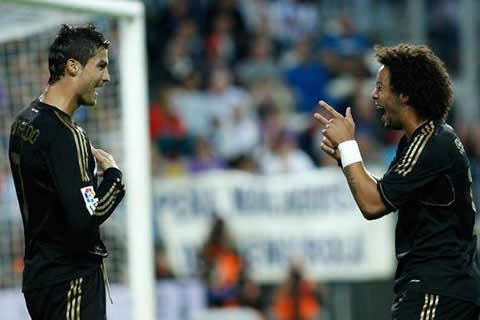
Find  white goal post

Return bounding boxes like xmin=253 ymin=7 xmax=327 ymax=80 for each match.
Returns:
xmin=2 ymin=1 xmax=155 ymax=320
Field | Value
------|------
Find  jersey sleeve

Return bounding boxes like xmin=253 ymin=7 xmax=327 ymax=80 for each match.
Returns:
xmin=46 ymin=122 xmax=125 ymax=246
xmin=377 ymin=123 xmax=454 ymax=211
xmin=93 ymin=167 xmax=125 ymax=225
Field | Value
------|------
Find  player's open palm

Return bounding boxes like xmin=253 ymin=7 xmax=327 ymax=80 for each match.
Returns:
xmin=92 ymin=146 xmax=119 ymax=176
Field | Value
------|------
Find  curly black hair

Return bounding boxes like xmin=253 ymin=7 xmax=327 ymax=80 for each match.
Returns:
xmin=48 ymin=24 xmax=110 ymax=85
xmin=374 ymin=44 xmax=453 ymax=121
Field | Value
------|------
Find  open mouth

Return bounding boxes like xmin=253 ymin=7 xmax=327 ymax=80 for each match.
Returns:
xmin=94 ymin=85 xmax=103 ymax=96
xmin=375 ymin=103 xmax=384 ymax=111
xmin=375 ymin=104 xmax=387 ymax=122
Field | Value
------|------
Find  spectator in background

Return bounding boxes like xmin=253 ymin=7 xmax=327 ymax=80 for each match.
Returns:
xmin=149 ymin=86 xmax=193 ymax=158
xmin=250 ymin=78 xmax=295 ymax=120
xmin=150 ymin=14 xmax=204 ymax=89
xmin=427 ymin=0 xmax=460 ymax=75
xmin=284 ymin=38 xmax=330 ymax=113
xmin=206 ymin=68 xmax=259 ymax=161
xmin=239 ymin=0 xmax=272 ymax=37
xmin=213 ymin=104 xmax=260 ymax=163
xmin=257 ymin=104 xmax=287 ymax=153
xmin=297 ymin=108 xmax=330 ymax=167
xmin=147 ymin=0 xmax=196 ymax=77
xmin=235 ymin=36 xmax=279 ymax=88
xmin=318 ymin=13 xmax=371 ymax=110
xmin=169 ymin=70 xmax=212 ymax=138
xmin=319 ymin=13 xmax=371 ymax=77
xmin=257 ymin=129 xmax=314 ymax=175
xmin=205 ymin=13 xmax=238 ymax=68
xmin=198 ymin=217 xmax=261 ymax=309
xmin=204 ymin=0 xmax=249 ymax=62
xmin=161 ymin=35 xmax=195 ymax=85
xmin=269 ymin=0 xmax=318 ymax=51
xmin=189 ymin=136 xmax=226 ymax=174
xmin=272 ymin=261 xmax=322 ymax=320
xmin=228 ymin=154 xmax=260 ymax=174
xmin=175 ymin=18 xmax=205 ymax=67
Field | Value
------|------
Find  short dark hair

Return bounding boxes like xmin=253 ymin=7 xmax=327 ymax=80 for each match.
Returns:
xmin=374 ymin=44 xmax=453 ymax=121
xmin=48 ymin=24 xmax=110 ymax=84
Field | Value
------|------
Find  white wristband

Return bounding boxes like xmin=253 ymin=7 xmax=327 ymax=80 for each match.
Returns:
xmin=338 ymin=140 xmax=362 ymax=168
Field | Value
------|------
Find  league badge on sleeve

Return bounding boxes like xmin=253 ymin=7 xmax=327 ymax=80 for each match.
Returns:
xmin=80 ymin=186 xmax=99 ymax=215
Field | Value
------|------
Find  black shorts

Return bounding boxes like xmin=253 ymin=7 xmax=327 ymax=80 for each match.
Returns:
xmin=24 ymin=267 xmax=106 ymax=320
xmin=392 ymin=281 xmax=480 ymax=320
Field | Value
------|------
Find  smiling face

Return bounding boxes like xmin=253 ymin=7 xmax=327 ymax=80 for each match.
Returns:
xmin=77 ymin=48 xmax=110 ymax=106
xmin=372 ymin=65 xmax=404 ymax=129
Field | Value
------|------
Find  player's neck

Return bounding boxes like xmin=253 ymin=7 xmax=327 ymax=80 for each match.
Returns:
xmin=40 ymin=83 xmax=79 ymax=117
xmin=402 ymin=109 xmax=427 ymax=138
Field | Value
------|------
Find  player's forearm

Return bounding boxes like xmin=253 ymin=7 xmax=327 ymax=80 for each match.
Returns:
xmin=343 ymin=162 xmax=388 ymax=220
xmin=93 ymin=167 xmax=125 ymax=225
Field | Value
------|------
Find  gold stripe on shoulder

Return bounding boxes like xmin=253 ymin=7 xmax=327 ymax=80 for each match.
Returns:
xmin=394 ymin=121 xmax=433 ymax=173
xmin=395 ymin=128 xmax=428 ymax=175
xmin=401 ymin=122 xmax=435 ymax=176
xmin=76 ymin=128 xmax=90 ymax=181
xmin=394 ymin=132 xmax=424 ymax=173
xmin=54 ymin=112 xmax=89 ymax=182
xmin=66 ymin=118 xmax=89 ymax=181
xmin=395 ymin=121 xmax=434 ymax=176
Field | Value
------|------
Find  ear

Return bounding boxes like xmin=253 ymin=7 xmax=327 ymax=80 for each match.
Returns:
xmin=65 ymin=58 xmax=81 ymax=77
xmin=399 ymin=93 xmax=409 ymax=104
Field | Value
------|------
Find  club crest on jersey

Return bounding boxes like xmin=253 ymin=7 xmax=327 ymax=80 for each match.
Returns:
xmin=80 ymin=186 xmax=99 ymax=215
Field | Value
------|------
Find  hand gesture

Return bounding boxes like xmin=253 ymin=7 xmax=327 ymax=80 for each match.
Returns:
xmin=321 ymin=135 xmax=340 ymax=161
xmin=91 ymin=146 xmax=119 ymax=176
xmin=313 ymin=100 xmax=356 ymax=147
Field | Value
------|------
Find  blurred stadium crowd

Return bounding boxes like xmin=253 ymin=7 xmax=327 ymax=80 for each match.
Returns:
xmin=143 ymin=0 xmax=480 ymax=182
xmin=0 ymin=0 xmax=479 ymax=319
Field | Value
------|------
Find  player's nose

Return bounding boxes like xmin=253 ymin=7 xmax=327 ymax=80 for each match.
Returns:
xmin=103 ymin=69 xmax=111 ymax=83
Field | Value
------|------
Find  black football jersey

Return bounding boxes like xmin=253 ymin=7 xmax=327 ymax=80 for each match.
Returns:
xmin=9 ymin=99 xmax=125 ymax=291
xmin=378 ymin=120 xmax=480 ymax=304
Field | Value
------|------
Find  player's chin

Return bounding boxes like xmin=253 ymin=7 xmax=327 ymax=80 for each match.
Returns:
xmin=79 ymin=97 xmax=97 ymax=107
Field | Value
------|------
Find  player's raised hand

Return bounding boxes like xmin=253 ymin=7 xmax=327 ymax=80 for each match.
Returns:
xmin=321 ymin=136 xmax=340 ymax=161
xmin=314 ymin=100 xmax=355 ymax=147
xmin=91 ymin=146 xmax=119 ymax=176
xmin=314 ymin=100 xmax=344 ymax=122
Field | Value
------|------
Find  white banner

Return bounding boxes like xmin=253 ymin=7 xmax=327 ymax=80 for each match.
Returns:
xmin=154 ymin=168 xmax=395 ymax=283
